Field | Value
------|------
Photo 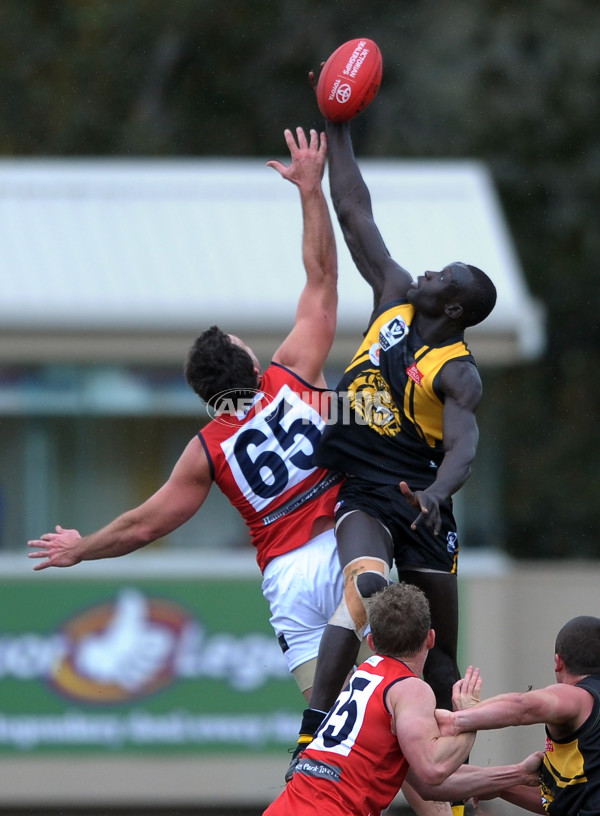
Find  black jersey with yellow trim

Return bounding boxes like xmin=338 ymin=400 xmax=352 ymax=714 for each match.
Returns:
xmin=540 ymin=674 xmax=600 ymax=815
xmin=314 ymin=299 xmax=476 ymax=487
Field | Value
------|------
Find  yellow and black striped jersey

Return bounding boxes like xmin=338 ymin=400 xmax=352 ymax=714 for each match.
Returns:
xmin=315 ymin=299 xmax=476 ymax=486
xmin=540 ymin=674 xmax=600 ymax=815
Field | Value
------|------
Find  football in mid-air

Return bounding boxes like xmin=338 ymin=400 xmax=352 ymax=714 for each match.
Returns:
xmin=316 ymin=38 xmax=382 ymax=123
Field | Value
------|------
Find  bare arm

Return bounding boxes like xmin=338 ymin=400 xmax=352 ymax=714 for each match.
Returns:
xmin=325 ymin=120 xmax=412 ymax=311
xmin=390 ymin=676 xmax=476 ymax=786
xmin=267 ymin=127 xmax=337 ymax=387
xmin=400 ymin=360 xmax=481 ymax=534
xmin=407 ymin=751 xmax=544 ymax=810
xmin=500 ymin=783 xmax=546 ymax=813
xmin=438 ymin=683 xmax=593 ymax=737
xmin=27 ymin=437 xmax=212 ymax=568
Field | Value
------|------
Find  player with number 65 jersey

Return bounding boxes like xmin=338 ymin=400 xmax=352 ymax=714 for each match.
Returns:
xmin=27 ymin=126 xmax=354 ymax=700
xmin=199 ymin=363 xmax=341 ymax=574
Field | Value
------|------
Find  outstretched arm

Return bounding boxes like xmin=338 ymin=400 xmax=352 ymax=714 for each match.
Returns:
xmin=27 ymin=437 xmax=212 ymax=568
xmin=438 ymin=681 xmax=594 ymax=738
xmin=267 ymin=127 xmax=337 ymax=387
xmin=400 ymin=360 xmax=482 ymax=534
xmin=325 ymin=119 xmax=412 ymax=311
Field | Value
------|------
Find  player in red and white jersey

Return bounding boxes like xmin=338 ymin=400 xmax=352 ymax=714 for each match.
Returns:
xmin=265 ymin=583 xmax=539 ymax=816
xmin=198 ymin=360 xmax=341 ymax=574
xmin=28 ymin=126 xmax=351 ymax=699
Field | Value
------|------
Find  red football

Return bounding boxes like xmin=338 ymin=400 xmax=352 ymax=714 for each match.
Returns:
xmin=316 ymin=38 xmax=382 ymax=123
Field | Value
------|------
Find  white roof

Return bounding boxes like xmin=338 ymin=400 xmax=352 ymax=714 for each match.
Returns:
xmin=0 ymin=158 xmax=544 ymax=366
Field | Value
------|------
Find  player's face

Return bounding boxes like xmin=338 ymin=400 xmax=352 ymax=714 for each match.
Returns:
xmin=228 ymin=335 xmax=262 ymax=378
xmin=407 ymin=263 xmax=471 ymax=315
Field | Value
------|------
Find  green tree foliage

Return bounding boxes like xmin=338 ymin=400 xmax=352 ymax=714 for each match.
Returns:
xmin=2 ymin=0 xmax=600 ymax=557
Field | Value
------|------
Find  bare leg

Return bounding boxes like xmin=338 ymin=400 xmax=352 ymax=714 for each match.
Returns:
xmin=310 ymin=510 xmax=393 ymax=711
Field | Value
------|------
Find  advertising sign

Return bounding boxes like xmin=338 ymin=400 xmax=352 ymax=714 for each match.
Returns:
xmin=0 ymin=575 xmax=300 ymax=755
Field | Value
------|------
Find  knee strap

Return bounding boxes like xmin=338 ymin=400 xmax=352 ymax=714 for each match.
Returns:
xmin=329 ymin=557 xmax=390 ymax=638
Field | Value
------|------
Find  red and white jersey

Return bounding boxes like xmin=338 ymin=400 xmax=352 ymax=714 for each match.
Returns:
xmin=199 ymin=363 xmax=341 ymax=572
xmin=265 ymin=655 xmax=413 ymax=816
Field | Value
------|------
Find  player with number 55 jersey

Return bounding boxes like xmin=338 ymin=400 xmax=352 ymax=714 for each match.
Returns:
xmin=264 ymin=583 xmax=480 ymax=816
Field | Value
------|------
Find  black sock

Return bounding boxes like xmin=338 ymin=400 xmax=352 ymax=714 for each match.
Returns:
xmin=298 ymin=707 xmax=327 ymax=740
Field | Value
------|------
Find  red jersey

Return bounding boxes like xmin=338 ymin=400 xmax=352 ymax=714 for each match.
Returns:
xmin=264 ymin=655 xmax=413 ymax=816
xmin=199 ymin=363 xmax=341 ymax=572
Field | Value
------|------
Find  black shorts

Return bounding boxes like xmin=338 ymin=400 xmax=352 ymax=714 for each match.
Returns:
xmin=334 ymin=476 xmax=459 ymax=574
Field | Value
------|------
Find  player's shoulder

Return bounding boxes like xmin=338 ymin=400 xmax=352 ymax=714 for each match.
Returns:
xmin=266 ymin=361 xmax=325 ymax=393
xmin=439 ymin=356 xmax=482 ymax=394
xmin=386 ymin=672 xmax=433 ymax=716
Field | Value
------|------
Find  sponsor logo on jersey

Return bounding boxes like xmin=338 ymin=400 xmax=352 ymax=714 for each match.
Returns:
xmin=406 ymin=363 xmax=423 ymax=385
xmin=379 ymin=317 xmax=408 ymax=351
xmin=368 ymin=342 xmax=380 ymax=366
xmin=296 ymin=757 xmax=342 ymax=782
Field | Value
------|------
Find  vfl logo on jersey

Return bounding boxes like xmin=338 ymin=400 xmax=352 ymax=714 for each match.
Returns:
xmin=406 ymin=363 xmax=423 ymax=386
xmin=379 ymin=317 xmax=408 ymax=351
xmin=348 ymin=370 xmax=401 ymax=437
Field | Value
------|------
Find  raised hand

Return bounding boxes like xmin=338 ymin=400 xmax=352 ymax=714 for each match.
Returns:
xmin=435 ymin=666 xmax=482 ymax=736
xmin=266 ymin=127 xmax=327 ymax=191
xmin=452 ymin=665 xmax=482 ymax=710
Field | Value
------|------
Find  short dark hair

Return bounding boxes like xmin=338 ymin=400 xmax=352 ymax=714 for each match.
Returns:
xmin=184 ymin=325 xmax=258 ymax=409
xmin=368 ymin=582 xmax=431 ymax=658
xmin=555 ymin=616 xmax=600 ymax=676
xmin=452 ymin=262 xmax=497 ymax=327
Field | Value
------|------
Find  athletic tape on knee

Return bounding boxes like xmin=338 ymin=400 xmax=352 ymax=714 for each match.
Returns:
xmin=329 ymin=557 xmax=390 ymax=638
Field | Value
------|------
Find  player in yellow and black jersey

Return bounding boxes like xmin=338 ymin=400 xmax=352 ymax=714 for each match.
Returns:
xmin=438 ymin=615 xmax=600 ymax=815
xmin=286 ymin=117 xmax=496 ymax=816
xmin=320 ymin=300 xmax=476 ymax=488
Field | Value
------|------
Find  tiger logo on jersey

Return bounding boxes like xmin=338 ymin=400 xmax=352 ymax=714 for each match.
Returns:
xmin=347 ymin=369 xmax=401 ymax=437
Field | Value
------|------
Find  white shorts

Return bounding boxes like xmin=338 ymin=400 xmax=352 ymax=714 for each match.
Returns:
xmin=261 ymin=529 xmax=343 ymax=674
